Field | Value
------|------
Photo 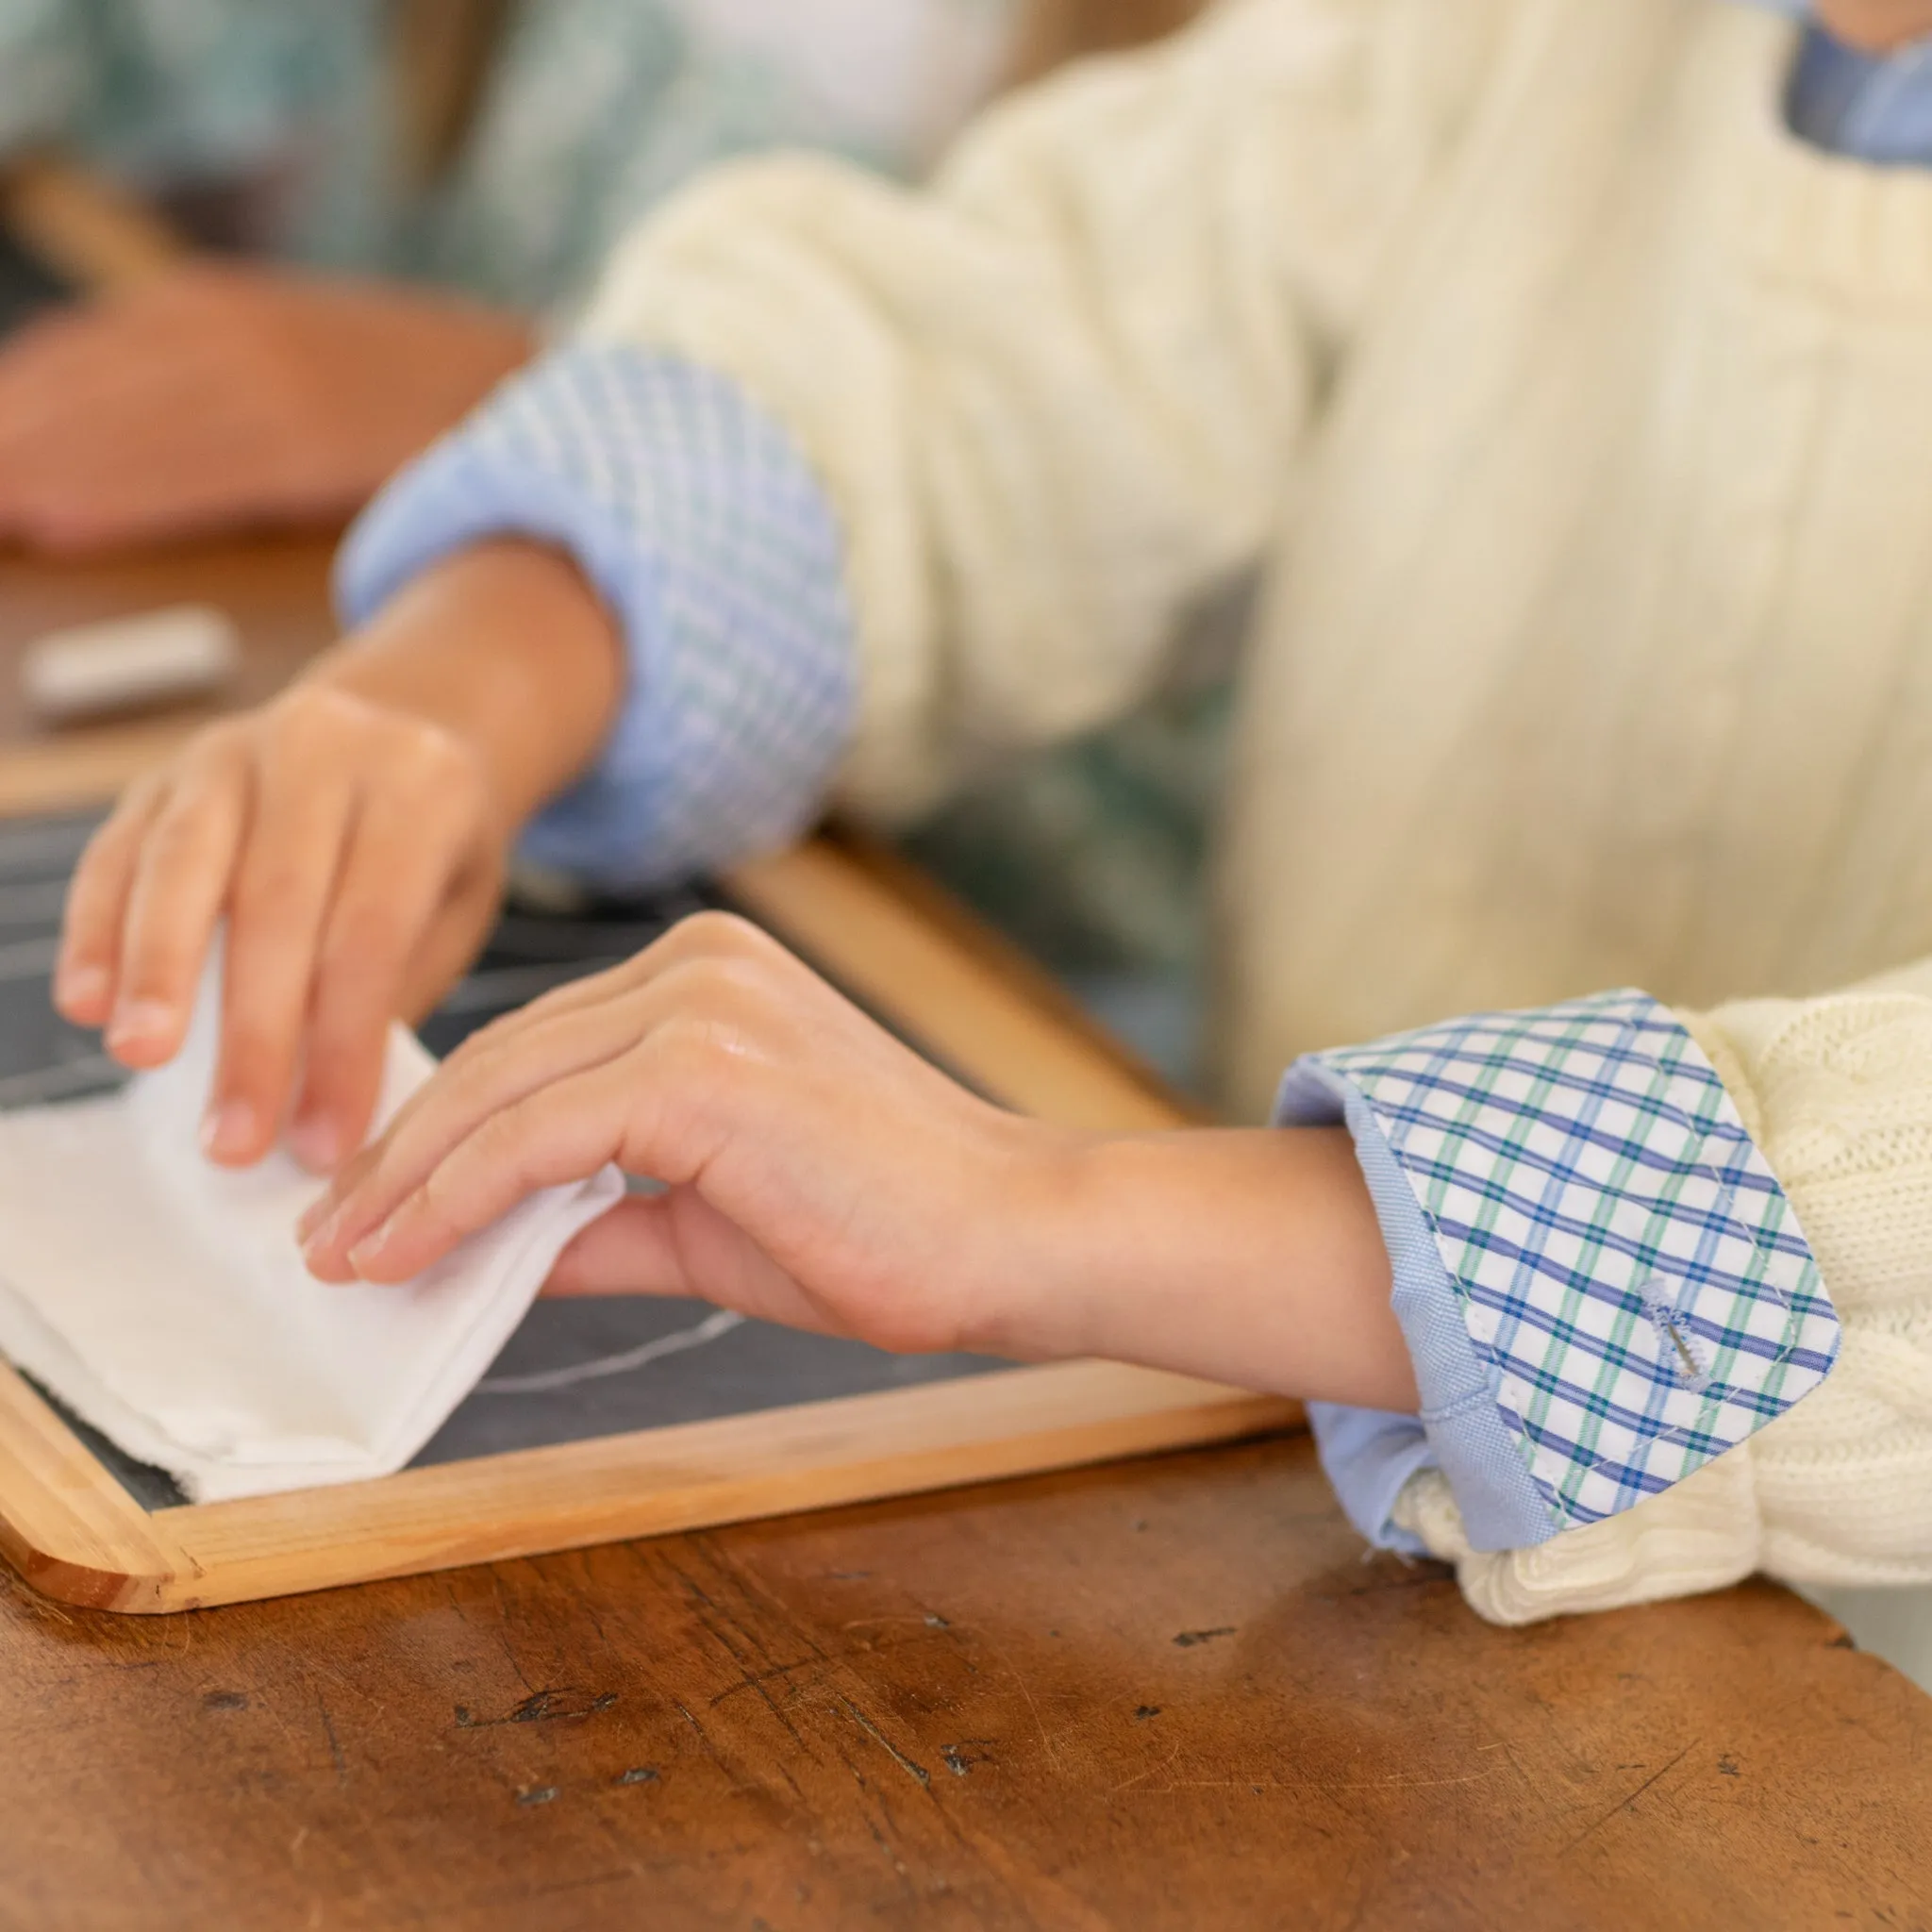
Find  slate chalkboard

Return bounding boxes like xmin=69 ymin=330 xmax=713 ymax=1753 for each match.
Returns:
xmin=0 ymin=811 xmax=1003 ymax=1512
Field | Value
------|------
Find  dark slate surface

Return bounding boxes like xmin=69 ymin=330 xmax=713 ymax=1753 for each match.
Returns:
xmin=0 ymin=812 xmax=1001 ymax=1511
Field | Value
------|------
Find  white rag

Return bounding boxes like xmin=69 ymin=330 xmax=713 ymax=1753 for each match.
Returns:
xmin=0 ymin=968 xmax=624 ymax=1501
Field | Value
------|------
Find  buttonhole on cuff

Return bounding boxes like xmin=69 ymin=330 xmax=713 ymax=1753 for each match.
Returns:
xmin=1639 ymin=1276 xmax=1711 ymax=1391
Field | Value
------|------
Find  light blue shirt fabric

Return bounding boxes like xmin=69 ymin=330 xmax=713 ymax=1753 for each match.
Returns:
xmin=1766 ymin=2 xmax=1932 ymax=162
xmin=338 ymin=346 xmax=854 ymax=889
xmin=337 ymin=0 xmax=1921 ymax=1561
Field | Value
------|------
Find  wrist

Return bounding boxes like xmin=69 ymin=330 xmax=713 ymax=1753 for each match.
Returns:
xmin=982 ymin=1127 xmax=1414 ymax=1410
xmin=313 ymin=539 xmax=625 ymax=831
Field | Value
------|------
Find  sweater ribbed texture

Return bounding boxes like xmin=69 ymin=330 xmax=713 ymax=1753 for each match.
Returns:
xmin=571 ymin=0 xmax=1932 ymax=1614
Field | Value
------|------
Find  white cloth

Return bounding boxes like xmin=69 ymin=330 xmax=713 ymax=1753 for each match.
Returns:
xmin=0 ymin=972 xmax=623 ymax=1502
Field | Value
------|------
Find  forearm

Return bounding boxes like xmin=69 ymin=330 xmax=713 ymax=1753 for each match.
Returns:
xmin=308 ymin=539 xmax=625 ymax=831
xmin=992 ymin=1125 xmax=1416 ymax=1412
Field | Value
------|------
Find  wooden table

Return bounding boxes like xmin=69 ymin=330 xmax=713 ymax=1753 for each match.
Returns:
xmin=0 ymin=540 xmax=1928 ymax=1932
xmin=1 ymin=160 xmax=1929 ymax=1920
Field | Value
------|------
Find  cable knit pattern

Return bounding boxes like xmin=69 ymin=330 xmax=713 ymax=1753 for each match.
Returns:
xmin=482 ymin=0 xmax=1932 ymax=1616
xmin=573 ymin=0 xmax=1932 ymax=1118
xmin=1701 ymin=984 xmax=1932 ymax=1585
xmin=1392 ymin=975 xmax=1932 ymax=1623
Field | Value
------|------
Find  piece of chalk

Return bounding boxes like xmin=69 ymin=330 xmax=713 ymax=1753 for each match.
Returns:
xmin=20 ymin=604 xmax=242 ymax=724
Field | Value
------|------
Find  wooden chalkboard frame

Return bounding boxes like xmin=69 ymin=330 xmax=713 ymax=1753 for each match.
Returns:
xmin=0 ymin=736 xmax=1297 ymax=1612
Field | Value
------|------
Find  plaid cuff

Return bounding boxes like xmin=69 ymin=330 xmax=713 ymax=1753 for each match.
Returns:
xmin=336 ymin=344 xmax=856 ymax=891
xmin=1279 ymin=990 xmax=1840 ymax=1549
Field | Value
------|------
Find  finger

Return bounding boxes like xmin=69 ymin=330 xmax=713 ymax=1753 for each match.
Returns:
xmin=437 ymin=908 xmax=778 ymax=1066
xmin=394 ymin=863 xmax=501 ymax=1024
xmin=385 ymin=906 xmax=775 ymax=1113
xmin=316 ymin=940 xmax=768 ymax=1242
xmin=0 ymin=285 xmax=225 ymax=433
xmin=200 ymin=753 xmax=357 ymax=1165
xmin=283 ymin=783 xmax=491 ymax=1173
xmin=106 ymin=749 xmax=251 ymax=1067
xmin=298 ymin=991 xmax=653 ymax=1258
xmin=541 ymin=1187 xmax=854 ymax=1350
xmin=54 ymin=781 xmax=165 ymax=1024
xmin=0 ymin=321 xmax=285 ymax=547
xmin=0 ymin=312 xmax=122 ymax=438
xmin=314 ymin=1057 xmax=650 ymax=1284
xmin=380 ymin=967 xmax=708 ymax=1167
xmin=0 ymin=341 xmax=175 ymax=447
xmin=4 ymin=415 xmax=286 ymax=554
xmin=300 ymin=924 xmax=797 ymax=1264
xmin=0 ymin=329 xmax=210 ymax=499
xmin=541 ymin=1195 xmax=690 ymax=1297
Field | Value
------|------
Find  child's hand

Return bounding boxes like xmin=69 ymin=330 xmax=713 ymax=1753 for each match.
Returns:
xmin=55 ymin=541 xmax=625 ymax=1173
xmin=298 ymin=912 xmax=1067 ymax=1355
xmin=298 ymin=912 xmax=1420 ymax=1411
xmin=57 ymin=684 xmax=510 ymax=1172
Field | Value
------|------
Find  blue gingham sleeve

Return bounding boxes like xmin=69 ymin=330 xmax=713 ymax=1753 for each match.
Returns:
xmin=335 ymin=343 xmax=857 ymax=891
xmin=1278 ymin=991 xmax=1842 ymax=1555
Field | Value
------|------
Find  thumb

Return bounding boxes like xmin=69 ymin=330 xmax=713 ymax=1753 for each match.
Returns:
xmin=542 ymin=1193 xmax=691 ymax=1298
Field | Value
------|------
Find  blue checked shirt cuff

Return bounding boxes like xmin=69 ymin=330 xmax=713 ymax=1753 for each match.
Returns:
xmin=335 ymin=344 xmax=857 ymax=891
xmin=1278 ymin=991 xmax=1841 ymax=1555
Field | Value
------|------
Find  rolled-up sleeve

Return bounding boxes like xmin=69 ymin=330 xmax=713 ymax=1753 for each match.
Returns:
xmin=336 ymin=342 xmax=857 ymax=891
xmin=1279 ymin=990 xmax=1841 ymax=1555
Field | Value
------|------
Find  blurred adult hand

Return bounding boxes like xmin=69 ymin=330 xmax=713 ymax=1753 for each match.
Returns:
xmin=0 ymin=261 xmax=534 ymax=554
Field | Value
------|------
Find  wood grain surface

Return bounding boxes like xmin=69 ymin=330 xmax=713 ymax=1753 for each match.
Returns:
xmin=0 ymin=534 xmax=340 ymax=746
xmin=0 ymin=1435 xmax=1927 ymax=1930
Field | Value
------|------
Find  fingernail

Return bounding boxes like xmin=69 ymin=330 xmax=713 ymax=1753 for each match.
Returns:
xmin=294 ymin=1192 xmax=339 ymax=1244
xmin=200 ymin=1100 xmax=258 ymax=1162
xmin=56 ymin=963 xmax=108 ymax=1010
xmin=300 ymin=1218 xmax=347 ymax=1275
xmin=345 ymin=1222 xmax=394 ymax=1279
xmin=106 ymin=998 xmax=174 ymax=1049
xmin=286 ymin=1114 xmax=341 ymax=1174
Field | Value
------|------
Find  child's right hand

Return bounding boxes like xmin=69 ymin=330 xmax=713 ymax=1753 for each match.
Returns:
xmin=52 ymin=539 xmax=628 ymax=1174
xmin=296 ymin=911 xmax=1415 ymax=1410
xmin=55 ymin=684 xmax=511 ymax=1173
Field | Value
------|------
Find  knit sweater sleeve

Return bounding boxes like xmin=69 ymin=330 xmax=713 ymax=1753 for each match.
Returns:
xmin=569 ymin=0 xmax=1505 ymax=821
xmin=1387 ymin=965 xmax=1932 ymax=1624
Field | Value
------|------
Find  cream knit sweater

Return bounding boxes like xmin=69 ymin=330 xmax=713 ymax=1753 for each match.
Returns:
xmin=575 ymin=0 xmax=1932 ymax=1618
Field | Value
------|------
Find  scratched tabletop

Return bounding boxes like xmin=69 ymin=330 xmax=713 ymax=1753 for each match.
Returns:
xmin=0 ymin=1437 xmax=1927 ymax=1930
